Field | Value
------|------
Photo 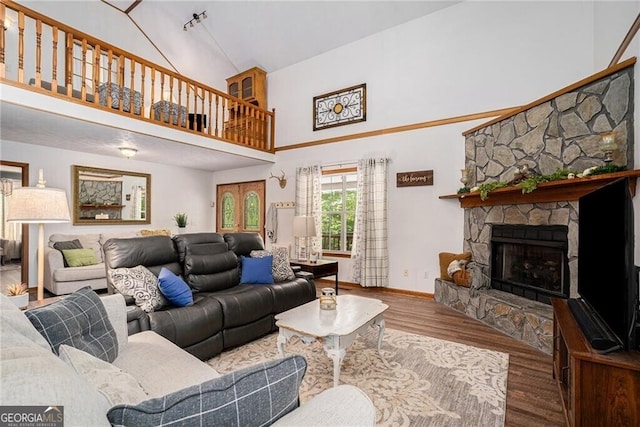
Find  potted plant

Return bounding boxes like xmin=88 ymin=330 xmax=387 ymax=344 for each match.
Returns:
xmin=173 ymin=212 xmax=188 ymax=228
xmin=6 ymin=283 xmax=29 ymax=309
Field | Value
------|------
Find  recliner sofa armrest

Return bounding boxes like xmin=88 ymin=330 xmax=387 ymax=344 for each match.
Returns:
xmin=99 ymin=294 xmax=128 ymax=350
xmin=44 ymin=247 xmax=64 ymax=288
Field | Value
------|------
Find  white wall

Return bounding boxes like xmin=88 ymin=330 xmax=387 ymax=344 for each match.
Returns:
xmin=214 ymin=1 xmax=640 ymax=294
xmin=0 ymin=140 xmax=215 ymax=284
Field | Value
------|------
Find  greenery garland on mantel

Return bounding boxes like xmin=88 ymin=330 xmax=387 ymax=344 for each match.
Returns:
xmin=458 ymin=164 xmax=627 ymax=201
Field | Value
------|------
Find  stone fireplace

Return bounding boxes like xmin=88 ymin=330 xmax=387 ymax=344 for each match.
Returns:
xmin=435 ymin=59 xmax=635 ymax=355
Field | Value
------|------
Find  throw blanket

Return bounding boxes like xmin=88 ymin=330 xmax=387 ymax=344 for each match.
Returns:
xmin=265 ymin=203 xmax=277 ymax=243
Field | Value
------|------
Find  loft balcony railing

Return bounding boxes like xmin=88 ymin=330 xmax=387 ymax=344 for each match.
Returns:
xmin=0 ymin=1 xmax=274 ymax=152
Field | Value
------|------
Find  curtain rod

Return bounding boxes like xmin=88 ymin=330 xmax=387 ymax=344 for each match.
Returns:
xmin=321 ymin=160 xmax=358 ymax=168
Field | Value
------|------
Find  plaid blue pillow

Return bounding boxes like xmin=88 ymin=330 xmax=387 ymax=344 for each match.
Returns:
xmin=25 ymin=286 xmax=118 ymax=363
xmin=108 ymin=355 xmax=307 ymax=426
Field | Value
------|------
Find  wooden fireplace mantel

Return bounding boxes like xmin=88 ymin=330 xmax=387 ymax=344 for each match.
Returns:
xmin=439 ymin=170 xmax=640 ymax=208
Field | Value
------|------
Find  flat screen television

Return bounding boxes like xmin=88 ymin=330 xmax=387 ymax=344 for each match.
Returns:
xmin=576 ymin=177 xmax=638 ymax=351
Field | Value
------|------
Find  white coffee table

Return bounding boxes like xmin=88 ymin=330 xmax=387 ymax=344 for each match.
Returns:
xmin=275 ymin=294 xmax=388 ymax=387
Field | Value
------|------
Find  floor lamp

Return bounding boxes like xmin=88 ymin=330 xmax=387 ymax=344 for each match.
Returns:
xmin=7 ymin=170 xmax=70 ymax=301
xmin=292 ymin=215 xmax=317 ymax=262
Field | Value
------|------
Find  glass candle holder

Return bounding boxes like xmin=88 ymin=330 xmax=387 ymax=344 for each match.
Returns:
xmin=319 ymin=288 xmax=337 ymax=310
xmin=460 ymin=168 xmax=470 ymax=187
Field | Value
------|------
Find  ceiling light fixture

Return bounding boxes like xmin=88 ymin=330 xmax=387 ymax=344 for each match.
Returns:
xmin=183 ymin=10 xmax=207 ymax=31
xmin=119 ymin=147 xmax=138 ymax=158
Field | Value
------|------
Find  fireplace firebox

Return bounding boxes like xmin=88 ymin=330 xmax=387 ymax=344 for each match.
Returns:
xmin=490 ymin=225 xmax=569 ymax=304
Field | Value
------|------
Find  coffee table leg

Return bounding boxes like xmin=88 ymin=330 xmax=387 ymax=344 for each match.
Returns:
xmin=375 ymin=317 xmax=386 ymax=355
xmin=277 ymin=331 xmax=288 ymax=358
xmin=325 ymin=349 xmax=345 ymax=387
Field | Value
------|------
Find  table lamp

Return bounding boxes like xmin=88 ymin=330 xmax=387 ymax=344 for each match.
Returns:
xmin=7 ymin=169 xmax=70 ymax=300
xmin=292 ymin=216 xmax=317 ymax=261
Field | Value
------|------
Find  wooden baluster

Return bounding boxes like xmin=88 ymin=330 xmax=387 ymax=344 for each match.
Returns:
xmin=169 ymin=75 xmax=175 ymax=125
xmin=269 ymin=108 xmax=276 ymax=151
xmin=118 ymin=55 xmax=124 ymax=111
xmin=93 ymin=44 xmax=100 ymax=105
xmin=159 ymin=72 xmax=165 ymax=123
xmin=257 ymin=109 xmax=264 ymax=149
xmin=232 ymin=101 xmax=239 ymax=142
xmin=140 ymin=65 xmax=145 ymax=118
xmin=208 ymin=92 xmax=213 ymax=136
xmin=129 ymin=58 xmax=135 ymax=115
xmin=106 ymin=50 xmax=113 ymax=108
xmin=81 ymin=39 xmax=87 ymax=101
xmin=35 ymin=19 xmax=41 ymax=86
xmin=214 ymin=94 xmax=221 ymax=136
xmin=251 ymin=106 xmax=257 ymax=147
xmin=177 ymin=80 xmax=182 ymax=127
xmin=51 ymin=26 xmax=58 ymax=89
xmin=65 ymin=33 xmax=72 ymax=96
xmin=200 ymin=88 xmax=205 ymax=133
xmin=150 ymin=67 xmax=156 ymax=121
xmin=242 ymin=104 xmax=248 ymax=145
xmin=0 ymin=3 xmax=5 ymax=78
xmin=17 ymin=11 xmax=24 ymax=83
xmin=185 ymin=83 xmax=190 ymax=130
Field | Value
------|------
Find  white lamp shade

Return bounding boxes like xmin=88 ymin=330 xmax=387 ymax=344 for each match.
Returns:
xmin=292 ymin=216 xmax=317 ymax=237
xmin=7 ymin=187 xmax=71 ymax=223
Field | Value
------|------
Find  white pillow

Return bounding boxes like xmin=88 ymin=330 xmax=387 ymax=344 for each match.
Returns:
xmin=108 ymin=265 xmax=167 ymax=312
xmin=58 ymin=344 xmax=149 ymax=406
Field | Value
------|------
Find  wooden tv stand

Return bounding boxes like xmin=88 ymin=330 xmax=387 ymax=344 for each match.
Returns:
xmin=551 ymin=298 xmax=640 ymax=426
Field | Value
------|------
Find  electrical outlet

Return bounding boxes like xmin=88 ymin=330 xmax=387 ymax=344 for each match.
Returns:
xmin=423 ymin=271 xmax=429 ymax=279
xmin=402 ymin=269 xmax=409 ymax=277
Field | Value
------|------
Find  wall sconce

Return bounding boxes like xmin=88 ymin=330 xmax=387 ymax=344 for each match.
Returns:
xmin=599 ymin=132 xmax=618 ymax=163
xmin=119 ymin=147 xmax=138 ymax=158
xmin=183 ymin=11 xmax=207 ymax=31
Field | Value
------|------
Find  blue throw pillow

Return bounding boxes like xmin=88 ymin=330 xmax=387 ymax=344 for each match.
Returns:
xmin=158 ymin=268 xmax=194 ymax=307
xmin=240 ymin=255 xmax=274 ymax=284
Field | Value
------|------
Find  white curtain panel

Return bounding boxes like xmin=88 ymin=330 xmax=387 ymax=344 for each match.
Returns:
xmin=352 ymin=158 xmax=389 ymax=287
xmin=2 ymin=180 xmax=22 ymax=242
xmin=295 ymin=165 xmax=322 ymax=259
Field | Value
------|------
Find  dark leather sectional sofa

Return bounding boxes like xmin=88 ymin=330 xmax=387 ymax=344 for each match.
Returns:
xmin=103 ymin=232 xmax=316 ymax=360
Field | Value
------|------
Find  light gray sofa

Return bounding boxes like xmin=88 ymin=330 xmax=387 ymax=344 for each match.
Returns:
xmin=0 ymin=291 xmax=376 ymax=426
xmin=44 ymin=232 xmax=140 ymax=295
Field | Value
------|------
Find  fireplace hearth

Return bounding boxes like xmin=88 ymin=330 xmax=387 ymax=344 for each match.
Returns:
xmin=490 ymin=225 xmax=569 ymax=304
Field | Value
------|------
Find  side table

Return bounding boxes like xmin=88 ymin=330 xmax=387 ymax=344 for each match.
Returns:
xmin=26 ymin=296 xmax=62 ymax=310
xmin=290 ymin=259 xmax=339 ymax=294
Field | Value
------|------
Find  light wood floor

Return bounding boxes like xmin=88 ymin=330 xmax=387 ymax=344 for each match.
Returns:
xmin=325 ymin=283 xmax=566 ymax=427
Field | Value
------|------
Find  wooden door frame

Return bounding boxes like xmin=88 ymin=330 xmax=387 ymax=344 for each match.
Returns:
xmin=0 ymin=160 xmax=30 ymax=285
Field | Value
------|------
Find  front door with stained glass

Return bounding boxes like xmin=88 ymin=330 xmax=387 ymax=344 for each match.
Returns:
xmin=216 ymin=180 xmax=265 ymax=237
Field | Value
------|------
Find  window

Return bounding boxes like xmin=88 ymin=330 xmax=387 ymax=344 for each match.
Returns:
xmin=321 ymin=168 xmax=357 ymax=253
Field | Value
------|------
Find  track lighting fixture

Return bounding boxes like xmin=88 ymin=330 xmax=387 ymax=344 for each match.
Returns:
xmin=183 ymin=11 xmax=207 ymax=31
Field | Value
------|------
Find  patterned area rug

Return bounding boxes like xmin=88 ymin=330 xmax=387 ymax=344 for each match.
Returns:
xmin=208 ymin=327 xmax=509 ymax=426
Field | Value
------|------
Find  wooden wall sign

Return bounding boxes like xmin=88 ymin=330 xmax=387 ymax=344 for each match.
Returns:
xmin=396 ymin=170 xmax=434 ymax=187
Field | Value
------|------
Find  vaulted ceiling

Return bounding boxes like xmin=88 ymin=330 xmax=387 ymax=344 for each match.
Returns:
xmin=106 ymin=1 xmax=460 ymax=74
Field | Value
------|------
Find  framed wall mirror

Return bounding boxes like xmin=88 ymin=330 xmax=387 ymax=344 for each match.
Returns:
xmin=72 ymin=165 xmax=151 ymax=225
xmin=0 ymin=160 xmax=30 ymax=287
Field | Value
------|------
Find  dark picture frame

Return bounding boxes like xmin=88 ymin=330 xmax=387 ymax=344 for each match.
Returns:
xmin=313 ymin=83 xmax=366 ymax=131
